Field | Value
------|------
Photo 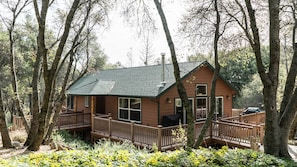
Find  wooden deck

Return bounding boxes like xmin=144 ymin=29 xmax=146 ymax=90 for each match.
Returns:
xmin=13 ymin=112 xmax=265 ymax=151
xmin=91 ymin=113 xmax=265 ymax=151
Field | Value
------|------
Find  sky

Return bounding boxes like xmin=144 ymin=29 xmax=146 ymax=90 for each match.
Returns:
xmin=99 ymin=2 xmax=188 ymax=67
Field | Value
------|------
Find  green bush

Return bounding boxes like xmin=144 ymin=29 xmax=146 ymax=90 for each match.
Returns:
xmin=52 ymin=130 xmax=92 ymax=150
xmin=1 ymin=141 xmax=295 ymax=167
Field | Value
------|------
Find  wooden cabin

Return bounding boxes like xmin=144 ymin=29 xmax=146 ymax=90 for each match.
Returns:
xmin=54 ymin=60 xmax=267 ymax=150
xmin=66 ymin=61 xmax=236 ymax=127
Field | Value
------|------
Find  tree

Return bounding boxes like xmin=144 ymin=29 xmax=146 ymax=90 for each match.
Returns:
xmin=140 ymin=29 xmax=155 ymax=65
xmin=0 ymin=32 xmax=12 ymax=148
xmin=25 ymin=0 xmax=112 ymax=151
xmin=153 ymin=0 xmax=195 ymax=148
xmin=195 ymin=0 xmax=221 ymax=147
xmin=0 ymin=0 xmax=31 ymax=133
xmin=228 ymin=0 xmax=296 ymax=158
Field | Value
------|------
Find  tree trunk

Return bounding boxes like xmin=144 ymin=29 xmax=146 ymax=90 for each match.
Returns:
xmin=0 ymin=90 xmax=12 ymax=148
xmin=23 ymin=45 xmax=42 ymax=146
xmin=153 ymin=0 xmax=195 ymax=148
xmin=195 ymin=0 xmax=220 ymax=148
xmin=289 ymin=118 xmax=297 ymax=139
xmin=240 ymin=0 xmax=295 ymax=158
xmin=28 ymin=0 xmax=80 ymax=151
xmin=8 ymin=28 xmax=29 ymax=134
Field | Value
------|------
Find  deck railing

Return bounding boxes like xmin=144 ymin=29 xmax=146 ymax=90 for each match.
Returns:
xmin=92 ymin=116 xmax=264 ymax=151
xmin=92 ymin=116 xmax=212 ymax=150
xmin=56 ymin=111 xmax=91 ymax=129
xmin=212 ymin=121 xmax=264 ymax=146
xmin=222 ymin=112 xmax=266 ymax=125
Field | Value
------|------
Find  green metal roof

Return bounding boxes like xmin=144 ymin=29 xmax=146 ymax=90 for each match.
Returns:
xmin=67 ymin=61 xmax=236 ymax=97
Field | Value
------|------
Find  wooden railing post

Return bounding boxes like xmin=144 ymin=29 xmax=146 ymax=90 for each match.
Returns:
xmin=157 ymin=125 xmax=162 ymax=151
xmin=108 ymin=117 xmax=112 ymax=138
xmin=210 ymin=120 xmax=213 ymax=139
xmin=92 ymin=114 xmax=95 ymax=132
xmin=131 ymin=121 xmax=135 ymax=143
xmin=259 ymin=124 xmax=264 ymax=145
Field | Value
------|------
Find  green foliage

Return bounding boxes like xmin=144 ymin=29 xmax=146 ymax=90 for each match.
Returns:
xmin=171 ymin=121 xmax=187 ymax=149
xmin=235 ymin=74 xmax=263 ymax=108
xmin=0 ymin=141 xmax=295 ymax=166
xmin=219 ymin=47 xmax=269 ymax=91
xmin=52 ymin=130 xmax=92 ymax=150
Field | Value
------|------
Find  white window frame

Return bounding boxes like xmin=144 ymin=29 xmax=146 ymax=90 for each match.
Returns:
xmin=196 ymin=84 xmax=207 ymax=96
xmin=118 ymin=97 xmax=141 ymax=123
xmin=84 ymin=96 xmax=89 ymax=107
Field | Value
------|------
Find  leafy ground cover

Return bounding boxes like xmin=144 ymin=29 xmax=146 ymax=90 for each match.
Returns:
xmin=0 ymin=130 xmax=295 ymax=166
xmin=0 ymin=141 xmax=295 ymax=167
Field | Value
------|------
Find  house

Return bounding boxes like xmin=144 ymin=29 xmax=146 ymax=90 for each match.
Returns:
xmin=57 ymin=60 xmax=267 ymax=150
xmin=66 ymin=60 xmax=237 ymax=127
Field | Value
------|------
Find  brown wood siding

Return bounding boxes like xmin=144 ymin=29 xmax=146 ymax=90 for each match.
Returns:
xmin=141 ymin=98 xmax=158 ymax=126
xmin=159 ymin=66 xmax=235 ymax=122
xmin=75 ymin=96 xmax=91 ymax=113
xmin=105 ymin=96 xmax=118 ymax=119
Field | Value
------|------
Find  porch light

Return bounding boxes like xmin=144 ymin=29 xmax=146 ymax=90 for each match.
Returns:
xmin=166 ymin=97 xmax=172 ymax=104
xmin=226 ymin=95 xmax=231 ymax=100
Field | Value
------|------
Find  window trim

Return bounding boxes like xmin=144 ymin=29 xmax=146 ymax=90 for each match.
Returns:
xmin=196 ymin=84 xmax=207 ymax=96
xmin=118 ymin=97 xmax=141 ymax=123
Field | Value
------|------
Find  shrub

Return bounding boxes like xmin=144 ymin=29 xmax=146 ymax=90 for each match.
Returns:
xmin=52 ymin=130 xmax=91 ymax=150
xmin=1 ymin=140 xmax=295 ymax=166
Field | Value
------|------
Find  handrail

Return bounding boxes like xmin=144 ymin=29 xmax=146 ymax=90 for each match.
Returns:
xmin=56 ymin=112 xmax=91 ymax=129
xmin=92 ymin=117 xmax=212 ymax=150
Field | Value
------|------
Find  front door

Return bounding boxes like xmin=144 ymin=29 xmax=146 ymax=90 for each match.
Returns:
xmin=175 ymin=98 xmax=194 ymax=124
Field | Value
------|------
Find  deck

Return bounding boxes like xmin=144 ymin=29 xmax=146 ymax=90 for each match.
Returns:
xmin=55 ymin=111 xmax=91 ymax=130
xmin=90 ymin=112 xmax=265 ymax=151
xmin=12 ymin=112 xmax=265 ymax=151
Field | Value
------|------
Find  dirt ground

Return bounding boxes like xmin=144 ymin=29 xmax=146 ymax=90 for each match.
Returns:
xmin=0 ymin=129 xmax=52 ymax=159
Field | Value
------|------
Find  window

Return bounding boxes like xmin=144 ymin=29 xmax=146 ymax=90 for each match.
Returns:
xmin=196 ymin=84 xmax=207 ymax=96
xmin=84 ymin=96 xmax=89 ymax=107
xmin=118 ymin=97 xmax=141 ymax=122
xmin=196 ymin=97 xmax=207 ymax=120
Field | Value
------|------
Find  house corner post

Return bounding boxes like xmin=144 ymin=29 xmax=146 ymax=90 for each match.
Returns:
xmin=91 ymin=114 xmax=94 ymax=132
xmin=157 ymin=125 xmax=162 ymax=151
xmin=91 ymin=96 xmax=94 ymax=131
